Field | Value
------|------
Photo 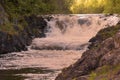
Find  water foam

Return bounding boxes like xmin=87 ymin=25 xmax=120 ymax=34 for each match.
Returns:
xmin=31 ymin=14 xmax=120 ymax=50
xmin=0 ymin=14 xmax=119 ymax=80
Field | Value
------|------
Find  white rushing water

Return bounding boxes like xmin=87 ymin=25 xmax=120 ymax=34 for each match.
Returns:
xmin=0 ymin=14 xmax=119 ymax=80
xmin=31 ymin=14 xmax=119 ymax=50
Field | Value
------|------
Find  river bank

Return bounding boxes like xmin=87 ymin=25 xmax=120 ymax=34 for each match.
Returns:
xmin=56 ymin=23 xmax=120 ymax=80
xmin=0 ymin=14 xmax=47 ymax=54
xmin=0 ymin=14 xmax=120 ymax=80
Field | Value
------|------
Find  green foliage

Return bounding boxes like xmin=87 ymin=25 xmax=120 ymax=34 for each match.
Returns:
xmin=89 ymin=24 xmax=120 ymax=50
xmin=88 ymin=65 xmax=120 ymax=80
xmin=0 ymin=22 xmax=17 ymax=35
xmin=69 ymin=0 xmax=105 ymax=13
xmin=104 ymin=0 xmax=120 ymax=14
xmin=1 ymin=0 xmax=70 ymax=35
xmin=69 ymin=0 xmax=120 ymax=14
xmin=0 ymin=0 xmax=120 ymax=35
xmin=72 ymin=78 xmax=77 ymax=80
xmin=95 ymin=24 xmax=120 ymax=41
xmin=1 ymin=0 xmax=70 ymax=17
xmin=1 ymin=0 xmax=120 ymax=16
xmin=89 ymin=72 xmax=97 ymax=80
xmin=97 ymin=24 xmax=120 ymax=41
xmin=0 ymin=67 xmax=54 ymax=80
xmin=0 ymin=0 xmax=71 ymax=35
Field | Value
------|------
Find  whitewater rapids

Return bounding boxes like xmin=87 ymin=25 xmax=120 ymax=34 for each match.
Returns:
xmin=31 ymin=14 xmax=119 ymax=50
xmin=0 ymin=14 xmax=119 ymax=80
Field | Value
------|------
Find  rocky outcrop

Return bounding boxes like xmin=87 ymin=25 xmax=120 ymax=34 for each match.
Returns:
xmin=56 ymin=24 xmax=120 ymax=80
xmin=0 ymin=15 xmax=47 ymax=54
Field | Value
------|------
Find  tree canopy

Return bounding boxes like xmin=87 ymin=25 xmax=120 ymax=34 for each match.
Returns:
xmin=69 ymin=0 xmax=120 ymax=14
xmin=1 ymin=0 xmax=120 ymax=16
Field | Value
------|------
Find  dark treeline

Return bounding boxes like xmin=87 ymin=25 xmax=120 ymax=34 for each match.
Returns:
xmin=0 ymin=0 xmax=120 ymax=34
xmin=1 ymin=0 xmax=120 ymax=16
xmin=0 ymin=0 xmax=71 ymax=34
xmin=0 ymin=0 xmax=71 ymax=17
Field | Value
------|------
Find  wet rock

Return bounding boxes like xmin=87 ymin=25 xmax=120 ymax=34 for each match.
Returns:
xmin=0 ymin=15 xmax=47 ymax=54
xmin=56 ymin=24 xmax=120 ymax=80
xmin=78 ymin=19 xmax=91 ymax=26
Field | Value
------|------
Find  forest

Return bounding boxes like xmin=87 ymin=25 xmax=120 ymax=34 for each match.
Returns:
xmin=1 ymin=0 xmax=120 ymax=16
xmin=0 ymin=0 xmax=120 ymax=34
xmin=70 ymin=0 xmax=120 ymax=14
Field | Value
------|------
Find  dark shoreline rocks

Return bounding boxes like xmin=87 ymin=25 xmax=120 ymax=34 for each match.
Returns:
xmin=55 ymin=24 xmax=120 ymax=80
xmin=0 ymin=15 xmax=47 ymax=54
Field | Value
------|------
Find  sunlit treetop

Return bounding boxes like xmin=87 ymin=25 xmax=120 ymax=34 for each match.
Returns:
xmin=1 ymin=0 xmax=120 ymax=14
xmin=69 ymin=0 xmax=120 ymax=14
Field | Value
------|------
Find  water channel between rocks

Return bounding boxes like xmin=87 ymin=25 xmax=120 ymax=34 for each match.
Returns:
xmin=0 ymin=14 xmax=119 ymax=80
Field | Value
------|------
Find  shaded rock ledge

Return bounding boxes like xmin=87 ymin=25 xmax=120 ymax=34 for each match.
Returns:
xmin=56 ymin=24 xmax=120 ymax=80
xmin=0 ymin=15 xmax=47 ymax=54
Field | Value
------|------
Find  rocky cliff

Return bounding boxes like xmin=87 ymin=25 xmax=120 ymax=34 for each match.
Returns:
xmin=0 ymin=4 xmax=47 ymax=54
xmin=56 ymin=24 xmax=120 ymax=80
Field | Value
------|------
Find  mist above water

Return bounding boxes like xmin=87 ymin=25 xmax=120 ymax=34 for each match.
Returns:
xmin=31 ymin=14 xmax=119 ymax=50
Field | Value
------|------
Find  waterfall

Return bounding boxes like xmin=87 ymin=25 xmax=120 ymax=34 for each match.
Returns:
xmin=31 ymin=14 xmax=119 ymax=50
xmin=0 ymin=14 xmax=119 ymax=80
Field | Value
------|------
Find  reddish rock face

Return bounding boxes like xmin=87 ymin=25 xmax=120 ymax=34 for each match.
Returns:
xmin=56 ymin=24 xmax=120 ymax=80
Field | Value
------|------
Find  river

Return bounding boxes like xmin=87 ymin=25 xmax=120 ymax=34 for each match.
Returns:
xmin=0 ymin=14 xmax=119 ymax=80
